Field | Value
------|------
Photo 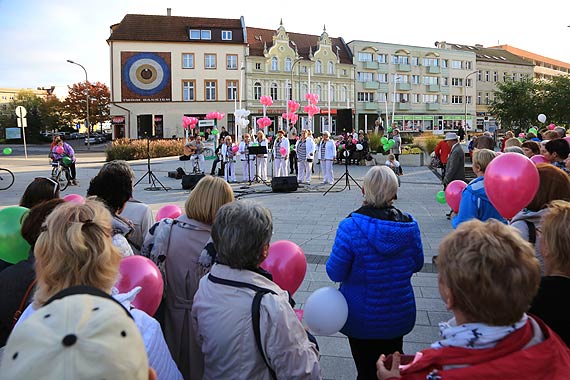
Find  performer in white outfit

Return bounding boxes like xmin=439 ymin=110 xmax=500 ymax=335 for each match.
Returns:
xmin=273 ymin=129 xmax=289 ymax=177
xmin=220 ymin=136 xmax=236 ymax=182
xmin=238 ymin=133 xmax=255 ymax=182
xmin=188 ymin=135 xmax=206 ymax=173
xmin=296 ymin=129 xmax=315 ymax=184
xmin=255 ymin=130 xmax=268 ymax=181
xmin=317 ymin=131 xmax=336 ymax=184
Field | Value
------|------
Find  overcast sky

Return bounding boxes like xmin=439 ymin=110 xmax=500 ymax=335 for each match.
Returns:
xmin=1 ymin=0 xmax=569 ymax=90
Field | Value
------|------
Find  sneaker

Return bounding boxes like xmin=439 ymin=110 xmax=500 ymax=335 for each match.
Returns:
xmin=72 ymin=179 xmax=79 ymax=186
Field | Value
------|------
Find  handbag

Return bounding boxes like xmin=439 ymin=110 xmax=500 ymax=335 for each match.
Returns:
xmin=430 ymin=155 xmax=443 ymax=169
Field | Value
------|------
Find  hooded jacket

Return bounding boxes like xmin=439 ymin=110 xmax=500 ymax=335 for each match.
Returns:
xmin=326 ymin=205 xmax=424 ymax=339
xmin=451 ymin=176 xmax=506 ymax=228
xmin=510 ymin=208 xmax=547 ymax=272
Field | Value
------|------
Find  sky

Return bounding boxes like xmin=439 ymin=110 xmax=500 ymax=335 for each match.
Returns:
xmin=1 ymin=0 xmax=569 ymax=90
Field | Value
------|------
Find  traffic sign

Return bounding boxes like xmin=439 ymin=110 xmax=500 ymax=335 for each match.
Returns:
xmin=15 ymin=106 xmax=27 ymax=118
xmin=17 ymin=118 xmax=27 ymax=128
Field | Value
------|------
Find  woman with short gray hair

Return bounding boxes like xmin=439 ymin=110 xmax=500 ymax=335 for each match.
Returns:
xmin=192 ymin=201 xmax=321 ymax=379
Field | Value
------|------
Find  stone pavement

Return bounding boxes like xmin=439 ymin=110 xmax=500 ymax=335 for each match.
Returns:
xmin=0 ymin=147 xmax=453 ymax=380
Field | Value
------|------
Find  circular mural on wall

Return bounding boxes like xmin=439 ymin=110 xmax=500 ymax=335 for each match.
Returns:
xmin=122 ymin=53 xmax=170 ymax=96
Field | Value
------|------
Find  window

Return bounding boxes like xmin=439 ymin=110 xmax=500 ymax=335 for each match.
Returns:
xmin=451 ymin=95 xmax=463 ymax=104
xmin=485 ymin=92 xmax=490 ymax=105
xmin=412 ymin=93 xmax=420 ymax=103
xmin=205 ymin=80 xmax=217 ymax=101
xmin=226 ymin=55 xmax=238 ymax=70
xmin=423 ymin=58 xmax=439 ymax=67
xmin=329 ymin=85 xmax=335 ymax=101
xmin=357 ymin=92 xmax=374 ymax=102
xmin=485 ymin=71 xmax=490 ymax=81
xmin=205 ymin=54 xmax=216 ymax=69
xmin=285 ymin=58 xmax=292 ymax=72
xmin=341 ymin=86 xmax=347 ymax=101
xmin=477 ymin=92 xmax=482 ymax=105
xmin=378 ymin=73 xmax=388 ymax=83
xmin=493 ymin=71 xmax=498 ymax=82
xmin=189 ymin=29 xmax=211 ymax=40
xmin=316 ymin=60 xmax=323 ymax=74
xmin=270 ymin=83 xmax=278 ymax=100
xmin=451 ymin=78 xmax=463 ymax=87
xmin=378 ymin=92 xmax=387 ymax=102
xmin=182 ymin=80 xmax=195 ymax=101
xmin=441 ymin=59 xmax=448 ymax=68
xmin=287 ymin=82 xmax=292 ymax=100
xmin=227 ymin=80 xmax=238 ymax=100
xmin=466 ymin=78 xmax=473 ymax=87
xmin=411 ymin=75 xmax=420 ymax=85
xmin=377 ymin=54 xmax=387 ymax=63
xmin=466 ymin=61 xmax=472 ymax=70
xmin=271 ymin=57 xmax=278 ymax=71
xmin=441 ymin=94 xmax=448 ymax=104
xmin=394 ymin=93 xmax=408 ymax=103
xmin=316 ymin=85 xmax=322 ymax=100
xmin=451 ymin=60 xmax=462 ymax=69
xmin=423 ymin=94 xmax=438 ymax=103
xmin=392 ymin=74 xmax=408 ymax=83
xmin=466 ymin=95 xmax=472 ymax=104
xmin=411 ymin=57 xmax=419 ymax=66
xmin=479 ymin=71 xmax=483 ymax=81
xmin=357 ymin=72 xmax=373 ymax=82
xmin=182 ymin=53 xmax=194 ymax=69
xmin=423 ymin=76 xmax=439 ymax=85
xmin=442 ymin=77 xmax=449 ymax=86
xmin=189 ymin=30 xmax=200 ymax=39
xmin=253 ymin=82 xmax=262 ymax=100
xmin=255 ymin=63 xmax=262 ymax=70
xmin=222 ymin=30 xmax=232 ymax=40
xmin=392 ymin=55 xmax=409 ymax=64
xmin=358 ymin=52 xmax=373 ymax=62
xmin=328 ymin=61 xmax=334 ymax=74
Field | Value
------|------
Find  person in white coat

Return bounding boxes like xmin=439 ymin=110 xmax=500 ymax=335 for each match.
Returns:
xmin=220 ymin=135 xmax=236 ymax=183
xmin=296 ymin=129 xmax=315 ymax=184
xmin=192 ymin=201 xmax=321 ymax=380
xmin=273 ymin=129 xmax=289 ymax=177
xmin=255 ymin=130 xmax=269 ymax=181
xmin=318 ymin=131 xmax=336 ymax=184
xmin=239 ymin=133 xmax=255 ymax=182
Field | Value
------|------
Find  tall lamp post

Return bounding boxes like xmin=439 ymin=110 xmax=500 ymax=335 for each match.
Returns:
xmin=464 ymin=70 xmax=479 ymax=139
xmin=67 ymin=59 xmax=90 ymax=150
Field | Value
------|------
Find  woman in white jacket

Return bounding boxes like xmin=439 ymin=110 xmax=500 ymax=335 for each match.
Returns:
xmin=273 ymin=129 xmax=289 ymax=177
xmin=220 ymin=135 xmax=236 ymax=183
xmin=317 ymin=131 xmax=336 ymax=185
xmin=255 ymin=130 xmax=269 ymax=181
xmin=19 ymin=199 xmax=182 ymax=380
xmin=239 ymin=133 xmax=255 ymax=182
xmin=296 ymin=129 xmax=315 ymax=184
xmin=192 ymin=201 xmax=321 ymax=380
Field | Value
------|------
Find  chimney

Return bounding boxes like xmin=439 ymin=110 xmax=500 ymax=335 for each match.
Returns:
xmin=167 ymin=8 xmax=171 ymax=16
xmin=475 ymin=44 xmax=483 ymax=48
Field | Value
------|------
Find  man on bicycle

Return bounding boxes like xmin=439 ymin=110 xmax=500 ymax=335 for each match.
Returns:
xmin=51 ymin=137 xmax=78 ymax=186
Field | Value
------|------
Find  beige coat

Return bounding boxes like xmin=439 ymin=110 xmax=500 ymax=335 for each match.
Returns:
xmin=192 ymin=264 xmax=321 ymax=380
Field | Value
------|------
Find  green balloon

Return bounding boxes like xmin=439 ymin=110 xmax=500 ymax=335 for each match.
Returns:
xmin=387 ymin=127 xmax=393 ymax=133
xmin=528 ymin=128 xmax=538 ymax=135
xmin=383 ymin=144 xmax=390 ymax=151
xmin=381 ymin=137 xmax=388 ymax=144
xmin=212 ymin=129 xmax=220 ymax=135
xmin=62 ymin=156 xmax=72 ymax=166
xmin=3 ymin=147 xmax=12 ymax=155
xmin=0 ymin=206 xmax=31 ymax=264
xmin=436 ymin=191 xmax=447 ymax=204
xmin=199 ymin=132 xmax=205 ymax=137
xmin=388 ymin=139 xmax=396 ymax=147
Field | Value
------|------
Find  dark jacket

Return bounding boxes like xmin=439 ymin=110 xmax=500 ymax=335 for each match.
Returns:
xmin=444 ymin=142 xmax=465 ymax=186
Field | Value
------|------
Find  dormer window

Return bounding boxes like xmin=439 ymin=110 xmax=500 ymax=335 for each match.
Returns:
xmin=189 ymin=29 xmax=211 ymax=40
xmin=222 ymin=31 xmax=232 ymax=40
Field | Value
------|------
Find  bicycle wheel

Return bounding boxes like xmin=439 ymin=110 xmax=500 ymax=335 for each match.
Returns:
xmin=0 ymin=168 xmax=15 ymax=190
xmin=55 ymin=168 xmax=69 ymax=191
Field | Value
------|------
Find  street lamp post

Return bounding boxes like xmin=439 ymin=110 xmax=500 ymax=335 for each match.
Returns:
xmin=464 ymin=70 xmax=479 ymax=138
xmin=67 ymin=59 xmax=90 ymax=150
xmin=291 ymin=57 xmax=304 ymax=101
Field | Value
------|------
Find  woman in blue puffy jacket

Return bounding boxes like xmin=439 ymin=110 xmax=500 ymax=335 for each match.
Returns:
xmin=326 ymin=166 xmax=424 ymax=380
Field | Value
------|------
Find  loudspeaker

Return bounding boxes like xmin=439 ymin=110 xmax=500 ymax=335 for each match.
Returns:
xmin=271 ymin=176 xmax=298 ymax=192
xmin=337 ymin=109 xmax=353 ymax=133
xmin=182 ymin=174 xmax=205 ymax=190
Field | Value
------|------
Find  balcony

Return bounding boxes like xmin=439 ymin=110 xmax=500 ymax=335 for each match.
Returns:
xmin=397 ymin=102 xmax=410 ymax=111
xmin=426 ymin=84 xmax=440 ymax=92
xmin=363 ymin=61 xmax=379 ymax=70
xmin=363 ymin=81 xmax=380 ymax=90
xmin=428 ymin=66 xmax=441 ymax=74
xmin=397 ymin=63 xmax=411 ymax=72
xmin=378 ymin=83 xmax=389 ymax=92
xmin=378 ymin=63 xmax=390 ymax=73
xmin=396 ymin=82 xmax=411 ymax=91
xmin=426 ymin=103 xmax=440 ymax=111
xmin=363 ymin=102 xmax=378 ymax=111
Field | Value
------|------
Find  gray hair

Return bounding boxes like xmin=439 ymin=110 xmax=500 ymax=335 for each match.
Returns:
xmin=100 ymin=160 xmax=135 ymax=181
xmin=363 ymin=166 xmax=398 ymax=208
xmin=554 ymin=126 xmax=567 ymax=138
xmin=212 ymin=200 xmax=273 ymax=269
xmin=504 ymin=146 xmax=525 ymax=155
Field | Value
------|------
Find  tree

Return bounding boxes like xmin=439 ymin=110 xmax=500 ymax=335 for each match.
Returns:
xmin=39 ymin=97 xmax=72 ymax=132
xmin=489 ymin=78 xmax=538 ymax=132
xmin=64 ymin=81 xmax=110 ymax=133
xmin=538 ymin=75 xmax=570 ymax=126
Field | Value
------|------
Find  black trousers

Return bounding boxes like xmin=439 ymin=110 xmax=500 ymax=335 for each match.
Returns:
xmin=348 ymin=336 xmax=403 ymax=380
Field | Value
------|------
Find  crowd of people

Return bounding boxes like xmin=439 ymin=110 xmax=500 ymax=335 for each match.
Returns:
xmin=2 ymin=123 xmax=570 ymax=379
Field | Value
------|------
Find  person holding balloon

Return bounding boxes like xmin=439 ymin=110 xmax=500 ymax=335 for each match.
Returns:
xmin=14 ymin=199 xmax=182 ymax=380
xmin=51 ymin=136 xmax=78 ymax=186
xmin=296 ymin=129 xmax=315 ymax=184
xmin=377 ymin=219 xmax=570 ymax=380
xmin=451 ymin=149 xmax=505 ymax=228
xmin=192 ymin=200 xmax=321 ymax=379
xmin=442 ymin=132 xmax=465 ymax=219
xmin=273 ymin=129 xmax=289 ymax=177
xmin=318 ymin=131 xmax=336 ymax=185
xmin=326 ymin=166 xmax=423 ymax=380
xmin=389 ymin=129 xmax=403 ymax=174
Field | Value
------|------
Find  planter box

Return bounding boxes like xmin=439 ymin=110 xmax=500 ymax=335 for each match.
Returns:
xmin=373 ymin=152 xmax=427 ymax=167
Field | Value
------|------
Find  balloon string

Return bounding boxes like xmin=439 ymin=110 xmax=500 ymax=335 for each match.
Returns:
xmin=297 ymin=228 xmax=335 ymax=247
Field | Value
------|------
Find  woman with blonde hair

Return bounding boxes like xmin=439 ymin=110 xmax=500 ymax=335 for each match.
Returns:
xmin=326 ymin=166 xmax=423 ymax=379
xmin=451 ymin=149 xmax=505 ymax=228
xmin=142 ymin=175 xmax=234 ymax=380
xmin=16 ymin=199 xmax=182 ymax=380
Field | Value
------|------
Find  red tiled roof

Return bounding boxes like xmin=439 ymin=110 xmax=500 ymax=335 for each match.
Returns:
xmin=490 ymin=44 xmax=570 ymax=70
xmin=108 ymin=14 xmax=245 ymax=44
xmin=246 ymin=27 xmax=352 ymax=65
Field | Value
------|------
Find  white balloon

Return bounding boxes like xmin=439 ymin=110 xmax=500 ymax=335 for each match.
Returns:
xmin=303 ymin=287 xmax=348 ymax=335
xmin=356 ymin=143 xmax=363 ymax=151
xmin=538 ymin=114 xmax=547 ymax=123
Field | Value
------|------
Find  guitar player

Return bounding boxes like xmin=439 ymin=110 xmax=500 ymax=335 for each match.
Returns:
xmin=185 ymin=135 xmax=206 ymax=173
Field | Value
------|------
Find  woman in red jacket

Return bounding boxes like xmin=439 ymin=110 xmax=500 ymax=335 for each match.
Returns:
xmin=377 ymin=219 xmax=570 ymax=380
xmin=434 ymin=139 xmax=451 ymax=180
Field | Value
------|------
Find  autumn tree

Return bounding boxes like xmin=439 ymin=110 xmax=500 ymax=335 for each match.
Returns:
xmin=489 ymin=78 xmax=538 ymax=131
xmin=64 ymin=81 xmax=110 ymax=133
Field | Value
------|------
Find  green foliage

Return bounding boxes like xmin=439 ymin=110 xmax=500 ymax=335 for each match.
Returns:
xmin=401 ymin=145 xmax=423 ymax=155
xmin=413 ymin=133 xmax=442 ymax=154
xmin=400 ymin=133 xmax=415 ymax=145
xmin=106 ymin=138 xmax=185 ymax=162
xmin=367 ymin=132 xmax=382 ymax=153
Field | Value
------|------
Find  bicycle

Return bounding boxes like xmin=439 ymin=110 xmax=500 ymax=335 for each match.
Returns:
xmin=51 ymin=161 xmax=70 ymax=191
xmin=0 ymin=167 xmax=15 ymax=190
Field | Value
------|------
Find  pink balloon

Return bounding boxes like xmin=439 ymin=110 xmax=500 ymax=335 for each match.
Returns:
xmin=445 ymin=180 xmax=467 ymax=213
xmin=548 ymin=123 xmax=556 ymax=130
xmin=530 ymin=155 xmax=548 ymax=164
xmin=352 ymin=139 xmax=357 ymax=144
xmin=564 ymin=136 xmax=570 ymax=144
xmin=484 ymin=153 xmax=539 ymax=219
xmin=518 ymin=133 xmax=525 ymax=138
xmin=260 ymin=240 xmax=307 ymax=295
xmin=62 ymin=194 xmax=85 ymax=204
xmin=231 ymin=145 xmax=239 ymax=153
xmin=280 ymin=147 xmax=287 ymax=156
xmin=290 ymin=114 xmax=298 ymax=124
xmin=116 ymin=256 xmax=164 ymax=316
xmin=156 ymin=204 xmax=182 ymax=222
xmin=55 ymin=146 xmax=64 ymax=154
